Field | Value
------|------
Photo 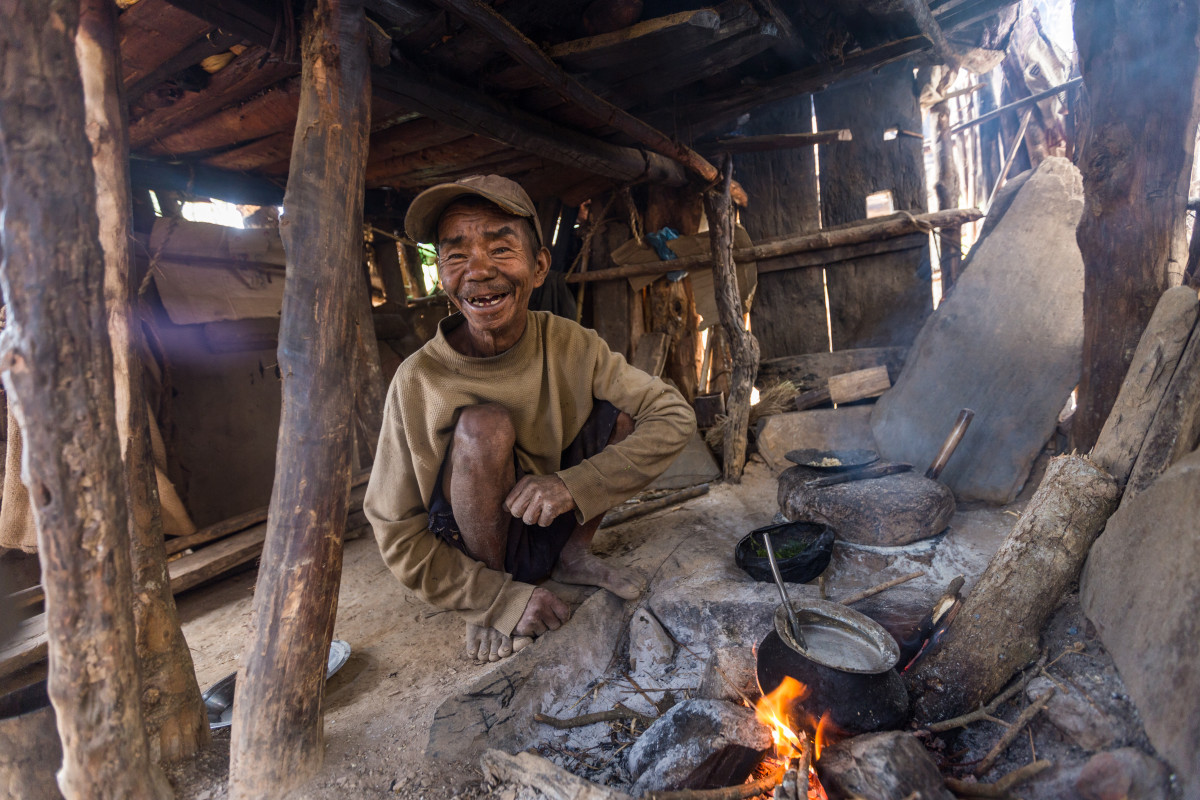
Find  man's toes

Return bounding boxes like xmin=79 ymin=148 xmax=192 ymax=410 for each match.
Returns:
xmin=464 ymin=625 xmax=486 ymax=661
xmin=512 ymin=635 xmax=534 ymax=653
xmin=497 ymin=636 xmax=513 ymax=659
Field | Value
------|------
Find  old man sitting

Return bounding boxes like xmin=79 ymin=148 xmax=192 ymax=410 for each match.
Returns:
xmin=364 ymin=175 xmax=696 ymax=662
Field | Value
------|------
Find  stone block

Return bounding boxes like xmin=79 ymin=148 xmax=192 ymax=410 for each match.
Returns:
xmin=756 ymin=407 xmax=875 ymax=474
xmin=1025 ymin=676 xmax=1128 ymax=752
xmin=871 ymin=157 xmax=1085 ymax=503
xmin=1075 ymin=748 xmax=1169 ymax=800
xmin=696 ymin=646 xmax=757 ymax=704
xmin=626 ymin=699 xmax=771 ymax=795
xmin=629 ymin=608 xmax=676 ymax=675
xmin=816 ymin=731 xmax=954 ymax=800
xmin=1081 ymin=449 xmax=1200 ymax=796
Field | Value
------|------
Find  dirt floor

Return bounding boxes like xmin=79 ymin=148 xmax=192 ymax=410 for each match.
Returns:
xmin=154 ymin=451 xmax=1171 ymax=799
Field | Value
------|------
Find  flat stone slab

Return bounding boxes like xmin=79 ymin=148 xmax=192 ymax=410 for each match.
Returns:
xmin=1081 ymin=448 xmax=1200 ymax=797
xmin=817 ymin=731 xmax=954 ymax=800
xmin=871 ymin=157 xmax=1085 ymax=503
xmin=757 ymin=406 xmax=875 ymax=473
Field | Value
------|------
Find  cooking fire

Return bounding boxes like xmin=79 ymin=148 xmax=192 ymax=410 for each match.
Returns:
xmin=753 ymin=677 xmax=830 ymax=800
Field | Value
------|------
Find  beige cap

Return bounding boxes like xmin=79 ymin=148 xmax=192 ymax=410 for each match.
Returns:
xmin=405 ymin=174 xmax=544 ymax=247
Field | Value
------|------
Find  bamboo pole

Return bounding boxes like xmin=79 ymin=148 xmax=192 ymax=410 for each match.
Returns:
xmin=0 ymin=1 xmax=170 ymax=796
xmin=227 ymin=0 xmax=370 ymax=795
xmin=79 ymin=0 xmax=209 ymax=763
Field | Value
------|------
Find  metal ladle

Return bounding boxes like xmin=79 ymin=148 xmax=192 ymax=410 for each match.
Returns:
xmin=761 ymin=530 xmax=806 ymax=649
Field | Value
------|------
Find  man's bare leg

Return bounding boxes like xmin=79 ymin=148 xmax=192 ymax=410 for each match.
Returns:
xmin=550 ymin=411 xmax=645 ymax=600
xmin=446 ymin=404 xmax=568 ymax=661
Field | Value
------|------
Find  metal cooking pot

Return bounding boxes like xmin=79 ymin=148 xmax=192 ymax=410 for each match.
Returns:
xmin=756 ymin=600 xmax=909 ymax=735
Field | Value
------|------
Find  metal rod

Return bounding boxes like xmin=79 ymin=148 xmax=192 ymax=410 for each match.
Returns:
xmin=762 ymin=531 xmax=806 ymax=648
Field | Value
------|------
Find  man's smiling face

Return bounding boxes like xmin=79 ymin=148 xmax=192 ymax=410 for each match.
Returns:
xmin=436 ymin=198 xmax=550 ymax=357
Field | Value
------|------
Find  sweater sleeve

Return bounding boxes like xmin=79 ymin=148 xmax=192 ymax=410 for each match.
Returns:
xmin=556 ymin=330 xmax=698 ymax=523
xmin=364 ymin=380 xmax=534 ymax=636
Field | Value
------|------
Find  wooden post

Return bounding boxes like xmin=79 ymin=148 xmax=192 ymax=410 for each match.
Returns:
xmin=372 ymin=237 xmax=410 ymax=305
xmin=226 ymin=0 xmax=370 ymax=796
xmin=1070 ymin=0 xmax=1200 ymax=450
xmin=933 ymin=94 xmax=962 ymax=293
xmin=353 ymin=254 xmax=387 ymax=464
xmin=399 ymin=243 xmax=428 ymax=298
xmin=703 ymin=159 xmax=760 ymax=481
xmin=0 ymin=1 xmax=170 ymax=797
xmin=78 ymin=0 xmax=209 ymax=763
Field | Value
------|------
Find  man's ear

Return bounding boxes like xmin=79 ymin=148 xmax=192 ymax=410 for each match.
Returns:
xmin=532 ymin=246 xmax=551 ymax=288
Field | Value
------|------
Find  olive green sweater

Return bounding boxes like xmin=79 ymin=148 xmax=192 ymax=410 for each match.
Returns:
xmin=364 ymin=311 xmax=696 ymax=636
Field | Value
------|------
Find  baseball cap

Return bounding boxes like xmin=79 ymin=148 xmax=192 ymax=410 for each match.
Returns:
xmin=404 ymin=174 xmax=544 ymax=247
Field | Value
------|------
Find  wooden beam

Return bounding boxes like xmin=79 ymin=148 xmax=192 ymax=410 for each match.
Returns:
xmin=226 ymin=0 xmax=370 ymax=795
xmin=0 ymin=1 xmax=169 ymax=796
xmin=129 ymin=45 xmax=297 ymax=148
xmin=566 ymin=209 xmax=982 ymax=283
xmin=697 ymin=130 xmax=852 ymax=155
xmin=80 ymin=0 xmax=210 ymax=763
xmin=429 ymin=0 xmax=718 ymax=181
xmin=125 ymin=28 xmax=243 ymax=101
xmin=162 ymin=0 xmax=287 ymax=54
xmin=146 ymin=76 xmax=302 ymax=157
xmin=372 ymin=57 xmax=687 ymax=186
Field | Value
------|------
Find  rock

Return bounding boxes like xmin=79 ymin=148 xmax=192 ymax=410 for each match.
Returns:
xmin=648 ymin=429 xmax=720 ymax=491
xmin=1025 ymin=676 xmax=1127 ymax=752
xmin=778 ymin=465 xmax=954 ymax=546
xmin=756 ymin=407 xmax=875 ymax=474
xmin=696 ymin=646 xmax=757 ymax=704
xmin=426 ymin=590 xmax=626 ymax=761
xmin=626 ymin=699 xmax=771 ymax=795
xmin=648 ymin=574 xmax=818 ymax=652
xmin=629 ymin=608 xmax=676 ymax=674
xmin=871 ymin=157 xmax=1085 ymax=504
xmin=816 ymin=731 xmax=954 ymax=800
xmin=1081 ymin=449 xmax=1200 ymax=796
xmin=1075 ymin=749 xmax=1169 ymax=800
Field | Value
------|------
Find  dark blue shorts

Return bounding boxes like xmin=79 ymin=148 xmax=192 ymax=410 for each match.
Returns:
xmin=428 ymin=400 xmax=620 ymax=583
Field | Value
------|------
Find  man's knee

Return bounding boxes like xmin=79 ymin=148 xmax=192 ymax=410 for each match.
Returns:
xmin=609 ymin=411 xmax=634 ymax=445
xmin=453 ymin=403 xmax=516 ymax=462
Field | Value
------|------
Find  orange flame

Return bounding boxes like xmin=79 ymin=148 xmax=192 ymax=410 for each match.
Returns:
xmin=754 ymin=677 xmax=807 ymax=759
xmin=813 ymin=711 xmax=832 ymax=760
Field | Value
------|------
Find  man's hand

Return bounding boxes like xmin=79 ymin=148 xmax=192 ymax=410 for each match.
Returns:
xmin=513 ymin=587 xmax=571 ymax=636
xmin=504 ymin=474 xmax=576 ymax=526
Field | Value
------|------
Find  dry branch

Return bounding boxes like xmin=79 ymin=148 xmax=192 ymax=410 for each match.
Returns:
xmin=906 ymin=456 xmax=1120 ymax=724
xmin=647 ymin=772 xmax=784 ymax=800
xmin=534 ymin=707 xmax=656 ymax=730
xmin=924 ymin=657 xmax=1045 ymax=733
xmin=945 ymin=760 xmax=1052 ymax=797
xmin=974 ymin=689 xmax=1054 ymax=776
xmin=599 ymin=484 xmax=710 ymax=528
xmin=838 ymin=571 xmax=923 ymax=605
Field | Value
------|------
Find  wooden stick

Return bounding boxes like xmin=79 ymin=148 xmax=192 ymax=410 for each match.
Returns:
xmin=427 ymin=0 xmax=717 ymax=182
xmin=838 ymin=571 xmax=923 ymax=605
xmin=566 ymin=209 xmax=983 ymax=284
xmin=946 ymin=760 xmax=1052 ymax=797
xmin=534 ymin=707 xmax=655 ymax=730
xmin=647 ymin=771 xmax=784 ymax=800
xmin=924 ymin=656 xmax=1046 ymax=733
xmin=481 ymin=750 xmax=634 ymax=800
xmin=974 ymin=689 xmax=1055 ymax=776
xmin=598 ymin=484 xmax=709 ymax=528
xmin=983 ymin=108 xmax=1033 ymax=212
xmin=704 ymin=158 xmax=760 ymax=481
xmin=899 ymin=0 xmax=961 ymax=71
xmin=698 ymin=130 xmax=851 ymax=155
xmin=951 ymin=77 xmax=1082 ymax=134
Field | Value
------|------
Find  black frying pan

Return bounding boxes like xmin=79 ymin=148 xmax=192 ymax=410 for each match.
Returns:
xmin=784 ymin=448 xmax=879 ymax=472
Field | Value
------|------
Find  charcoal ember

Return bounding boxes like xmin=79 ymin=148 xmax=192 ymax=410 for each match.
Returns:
xmin=626 ymin=699 xmax=771 ymax=795
xmin=816 ymin=731 xmax=954 ymax=800
xmin=629 ymin=608 xmax=676 ymax=674
xmin=1075 ymin=748 xmax=1169 ymax=800
xmin=696 ymin=646 xmax=757 ymax=704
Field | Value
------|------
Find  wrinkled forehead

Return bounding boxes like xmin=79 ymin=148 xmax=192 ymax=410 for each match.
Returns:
xmin=436 ymin=196 xmax=537 ymax=250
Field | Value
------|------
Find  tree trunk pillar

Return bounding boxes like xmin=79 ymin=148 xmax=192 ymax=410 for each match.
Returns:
xmin=704 ymin=159 xmax=760 ymax=481
xmin=1071 ymin=0 xmax=1200 ymax=449
xmin=0 ymin=1 xmax=170 ymax=796
xmin=78 ymin=0 xmax=209 ymax=763
xmin=227 ymin=0 xmax=370 ymax=796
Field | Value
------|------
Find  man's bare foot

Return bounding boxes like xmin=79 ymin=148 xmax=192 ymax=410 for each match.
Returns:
xmin=551 ymin=542 xmax=644 ymax=600
xmin=464 ymin=623 xmax=533 ymax=663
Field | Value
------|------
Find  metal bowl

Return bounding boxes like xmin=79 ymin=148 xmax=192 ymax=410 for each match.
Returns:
xmin=203 ymin=639 xmax=351 ymax=730
xmin=784 ymin=448 xmax=879 ymax=471
xmin=735 ymin=521 xmax=835 ymax=584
